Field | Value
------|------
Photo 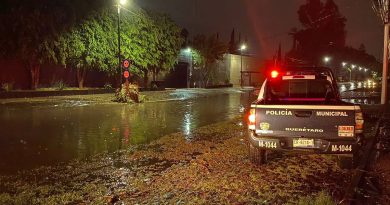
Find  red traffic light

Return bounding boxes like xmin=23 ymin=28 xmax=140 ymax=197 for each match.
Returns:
xmin=123 ymin=59 xmax=131 ymax=69
xmin=123 ymin=70 xmax=130 ymax=79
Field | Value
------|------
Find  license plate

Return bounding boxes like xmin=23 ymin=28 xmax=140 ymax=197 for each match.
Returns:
xmin=259 ymin=140 xmax=277 ymax=149
xmin=293 ymin=138 xmax=314 ymax=148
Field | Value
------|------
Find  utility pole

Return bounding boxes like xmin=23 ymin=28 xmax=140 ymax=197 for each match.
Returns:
xmin=382 ymin=23 xmax=389 ymax=104
xmin=373 ymin=0 xmax=389 ymax=104
xmin=117 ymin=4 xmax=122 ymax=87
xmin=240 ymin=44 xmax=247 ymax=87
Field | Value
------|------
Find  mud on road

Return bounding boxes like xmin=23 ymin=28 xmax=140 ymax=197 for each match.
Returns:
xmin=0 ymin=117 xmax=348 ymax=204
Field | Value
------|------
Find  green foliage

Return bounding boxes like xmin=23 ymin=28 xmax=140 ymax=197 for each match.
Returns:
xmin=191 ymin=34 xmax=227 ymax=87
xmin=297 ymin=191 xmax=335 ymax=205
xmin=150 ymin=12 xmax=184 ymax=71
xmin=57 ymin=7 xmax=183 ymax=86
xmin=114 ymin=83 xmax=143 ymax=103
xmin=288 ymin=0 xmax=347 ymax=63
xmin=1 ymin=1 xmax=183 ymax=89
xmin=1 ymin=82 xmax=14 ymax=92
xmin=58 ymin=9 xmax=117 ymax=74
xmin=53 ymin=81 xmax=67 ymax=91
xmin=120 ymin=9 xmax=183 ymax=76
xmin=0 ymin=1 xmax=70 ymax=89
xmin=104 ymin=83 xmax=113 ymax=90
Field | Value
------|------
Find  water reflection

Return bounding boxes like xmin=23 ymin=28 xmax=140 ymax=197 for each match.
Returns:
xmin=342 ymin=98 xmax=379 ymax=105
xmin=0 ymin=90 xmax=253 ymax=173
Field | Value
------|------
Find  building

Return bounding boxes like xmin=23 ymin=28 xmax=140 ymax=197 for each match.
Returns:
xmin=164 ymin=49 xmax=265 ymax=88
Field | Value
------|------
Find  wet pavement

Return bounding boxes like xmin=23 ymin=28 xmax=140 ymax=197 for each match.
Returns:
xmin=0 ymin=87 xmax=386 ymax=204
xmin=0 ymin=87 xmax=382 ymax=174
xmin=0 ymin=88 xmax=254 ymax=174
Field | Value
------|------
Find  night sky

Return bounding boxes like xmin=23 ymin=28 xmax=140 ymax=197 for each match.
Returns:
xmin=134 ymin=0 xmax=383 ymax=61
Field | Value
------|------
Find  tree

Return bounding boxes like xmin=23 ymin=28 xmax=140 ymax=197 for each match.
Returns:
xmin=228 ymin=28 xmax=238 ymax=54
xmin=1 ymin=1 xmax=183 ymax=89
xmin=287 ymin=0 xmax=347 ymax=64
xmin=191 ymin=34 xmax=227 ymax=87
xmin=120 ymin=9 xmax=183 ymax=88
xmin=1 ymin=1 xmax=68 ymax=89
xmin=58 ymin=10 xmax=117 ymax=88
xmin=150 ymin=12 xmax=183 ymax=83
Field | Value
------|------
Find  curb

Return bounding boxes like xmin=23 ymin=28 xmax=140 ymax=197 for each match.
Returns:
xmin=0 ymin=89 xmax=115 ymax=99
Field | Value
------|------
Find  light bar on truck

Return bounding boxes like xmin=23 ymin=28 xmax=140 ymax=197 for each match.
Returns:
xmin=282 ymin=75 xmax=316 ymax=80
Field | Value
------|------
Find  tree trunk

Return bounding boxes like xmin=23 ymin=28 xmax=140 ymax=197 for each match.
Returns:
xmin=201 ymin=65 xmax=208 ymax=88
xmin=152 ymin=67 xmax=156 ymax=81
xmin=143 ymin=69 xmax=149 ymax=89
xmin=29 ymin=63 xmax=40 ymax=90
xmin=77 ymin=68 xmax=87 ymax=89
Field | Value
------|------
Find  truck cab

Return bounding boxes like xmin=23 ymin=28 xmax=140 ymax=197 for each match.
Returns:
xmin=247 ymin=67 xmax=364 ymax=166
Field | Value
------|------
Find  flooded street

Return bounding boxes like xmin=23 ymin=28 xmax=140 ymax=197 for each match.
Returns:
xmin=0 ymin=88 xmax=385 ymax=204
xmin=0 ymin=89 xmax=254 ymax=174
xmin=0 ymin=87 xmax=381 ymax=174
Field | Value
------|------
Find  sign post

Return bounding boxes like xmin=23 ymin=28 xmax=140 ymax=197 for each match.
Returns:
xmin=122 ymin=59 xmax=131 ymax=93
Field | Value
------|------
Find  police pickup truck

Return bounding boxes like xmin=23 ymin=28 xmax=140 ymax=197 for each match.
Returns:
xmin=247 ymin=67 xmax=364 ymax=167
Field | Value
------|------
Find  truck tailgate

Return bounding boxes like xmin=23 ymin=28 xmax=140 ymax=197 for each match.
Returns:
xmin=253 ymin=105 xmax=356 ymax=138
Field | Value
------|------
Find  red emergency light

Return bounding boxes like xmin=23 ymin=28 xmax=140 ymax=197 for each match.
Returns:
xmin=270 ymin=70 xmax=279 ymax=78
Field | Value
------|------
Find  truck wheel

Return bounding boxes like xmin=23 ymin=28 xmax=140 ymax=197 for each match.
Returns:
xmin=338 ymin=145 xmax=362 ymax=169
xmin=338 ymin=154 xmax=359 ymax=170
xmin=248 ymin=143 xmax=267 ymax=165
xmin=338 ymin=156 xmax=353 ymax=169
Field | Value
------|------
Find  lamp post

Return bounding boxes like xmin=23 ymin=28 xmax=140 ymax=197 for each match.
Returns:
xmin=240 ymin=44 xmax=247 ymax=87
xmin=323 ymin=56 xmax=336 ymax=78
xmin=185 ymin=47 xmax=192 ymax=88
xmin=351 ymin=65 xmax=356 ymax=81
xmin=117 ymin=0 xmax=127 ymax=86
xmin=372 ymin=0 xmax=389 ymax=104
xmin=348 ymin=68 xmax=352 ymax=82
xmin=342 ymin=62 xmax=352 ymax=82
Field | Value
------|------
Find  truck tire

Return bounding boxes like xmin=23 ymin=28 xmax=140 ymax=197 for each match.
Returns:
xmin=338 ymin=153 xmax=360 ymax=170
xmin=248 ymin=143 xmax=267 ymax=165
xmin=338 ymin=143 xmax=362 ymax=169
xmin=338 ymin=156 xmax=354 ymax=169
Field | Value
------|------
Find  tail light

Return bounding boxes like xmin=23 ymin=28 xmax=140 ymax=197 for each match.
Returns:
xmin=355 ymin=108 xmax=364 ymax=134
xmin=248 ymin=109 xmax=256 ymax=130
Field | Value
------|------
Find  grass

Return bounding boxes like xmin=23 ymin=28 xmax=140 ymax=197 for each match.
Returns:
xmin=297 ymin=191 xmax=336 ymax=205
xmin=0 ymin=118 xmax=347 ymax=204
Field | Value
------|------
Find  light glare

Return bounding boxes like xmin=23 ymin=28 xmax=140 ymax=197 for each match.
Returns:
xmin=120 ymin=0 xmax=127 ymax=5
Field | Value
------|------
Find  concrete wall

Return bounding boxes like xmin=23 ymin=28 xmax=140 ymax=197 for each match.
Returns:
xmin=176 ymin=51 xmax=265 ymax=88
xmin=224 ymin=54 xmax=265 ymax=87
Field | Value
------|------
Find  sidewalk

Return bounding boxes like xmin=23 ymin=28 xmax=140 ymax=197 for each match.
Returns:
xmin=0 ymin=88 xmax=251 ymax=105
xmin=0 ymin=88 xmax=115 ymax=99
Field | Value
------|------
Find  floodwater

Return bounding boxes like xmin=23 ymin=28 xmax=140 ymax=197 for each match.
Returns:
xmin=0 ymin=90 xmax=254 ymax=174
xmin=0 ymin=87 xmax=381 ymax=174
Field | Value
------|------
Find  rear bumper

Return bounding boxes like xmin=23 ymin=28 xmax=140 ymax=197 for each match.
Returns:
xmin=248 ymin=130 xmax=359 ymax=154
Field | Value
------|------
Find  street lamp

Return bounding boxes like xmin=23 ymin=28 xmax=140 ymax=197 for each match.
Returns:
xmin=347 ymin=68 xmax=352 ymax=82
xmin=117 ymin=0 xmax=127 ymax=86
xmin=323 ymin=56 xmax=331 ymax=64
xmin=240 ymin=44 xmax=247 ymax=87
xmin=342 ymin=62 xmax=351 ymax=81
xmin=185 ymin=47 xmax=193 ymax=88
